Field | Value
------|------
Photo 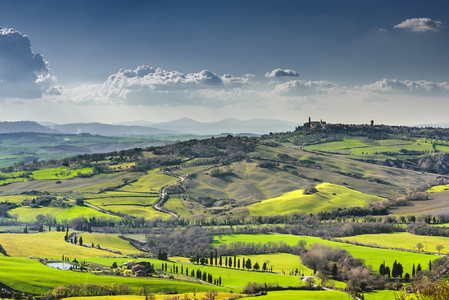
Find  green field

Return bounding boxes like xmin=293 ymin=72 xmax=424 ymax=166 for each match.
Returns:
xmin=248 ymin=183 xmax=383 ymax=215
xmin=245 ymin=290 xmax=352 ymax=300
xmin=171 ymin=253 xmax=312 ymax=274
xmin=428 ymin=184 xmax=449 ymax=193
xmin=78 ymin=233 xmax=145 ymax=256
xmin=364 ymin=290 xmax=398 ymax=300
xmin=212 ymin=234 xmax=440 ymax=274
xmin=340 ymin=232 xmax=449 ymax=254
xmin=8 ymin=205 xmax=120 ymax=223
xmin=303 ymin=138 xmax=435 ymax=157
xmin=63 ymin=293 xmax=236 ymax=300
xmin=86 ymin=196 xmax=158 ymax=206
xmin=31 ymin=167 xmax=94 ymax=180
xmin=0 ymin=256 xmax=226 ymax=295
xmin=118 ymin=169 xmax=178 ymax=193
xmin=99 ymin=205 xmax=170 ymax=220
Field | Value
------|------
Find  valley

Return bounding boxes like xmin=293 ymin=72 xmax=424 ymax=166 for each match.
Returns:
xmin=1 ymin=123 xmax=449 ymax=299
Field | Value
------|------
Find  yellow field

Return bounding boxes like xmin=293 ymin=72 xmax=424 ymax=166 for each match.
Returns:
xmin=341 ymin=232 xmax=449 ymax=254
xmin=0 ymin=232 xmax=124 ymax=258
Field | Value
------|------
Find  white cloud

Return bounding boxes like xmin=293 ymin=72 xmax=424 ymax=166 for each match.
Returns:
xmin=0 ymin=27 xmax=60 ymax=98
xmin=394 ymin=18 xmax=443 ymax=32
xmin=274 ymin=80 xmax=340 ymax=96
xmin=361 ymin=78 xmax=449 ymax=95
xmin=265 ymin=68 xmax=300 ymax=78
xmin=75 ymin=66 xmax=251 ymax=106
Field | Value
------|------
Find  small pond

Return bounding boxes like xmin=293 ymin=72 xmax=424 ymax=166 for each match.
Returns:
xmin=46 ymin=262 xmax=74 ymax=270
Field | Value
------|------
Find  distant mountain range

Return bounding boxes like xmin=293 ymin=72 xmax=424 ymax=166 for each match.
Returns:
xmin=48 ymin=122 xmax=177 ymax=136
xmin=416 ymin=123 xmax=449 ymax=128
xmin=0 ymin=118 xmax=300 ymax=136
xmin=0 ymin=121 xmax=59 ymax=134
xmin=116 ymin=118 xmax=299 ymax=135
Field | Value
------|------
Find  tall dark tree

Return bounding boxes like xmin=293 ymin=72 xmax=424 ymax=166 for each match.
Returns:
xmin=245 ymin=258 xmax=252 ymax=270
xmin=79 ymin=236 xmax=83 ymax=246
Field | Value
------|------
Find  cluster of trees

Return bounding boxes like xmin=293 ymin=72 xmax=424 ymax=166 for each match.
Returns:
xmin=42 ymin=283 xmax=132 ymax=300
xmin=379 ymin=261 xmax=405 ymax=278
xmin=159 ymin=262 xmax=222 ymax=285
xmin=146 ymin=227 xmax=212 ymax=257
xmin=191 ymin=251 xmax=270 ymax=272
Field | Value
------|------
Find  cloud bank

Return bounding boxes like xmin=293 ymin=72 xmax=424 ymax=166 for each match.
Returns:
xmin=394 ymin=18 xmax=443 ymax=32
xmin=0 ymin=27 xmax=60 ymax=98
xmin=361 ymin=78 xmax=449 ymax=95
xmin=274 ymin=80 xmax=339 ymax=96
xmin=265 ymin=68 xmax=300 ymax=78
xmin=78 ymin=66 xmax=251 ymax=106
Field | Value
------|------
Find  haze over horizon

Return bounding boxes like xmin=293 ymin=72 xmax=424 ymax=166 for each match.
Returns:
xmin=0 ymin=0 xmax=448 ymax=126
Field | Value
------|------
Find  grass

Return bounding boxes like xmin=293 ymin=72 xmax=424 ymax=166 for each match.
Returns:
xmin=164 ymin=195 xmax=191 ymax=218
xmin=87 ymin=257 xmax=305 ymax=290
xmin=0 ymin=232 xmax=121 ymax=259
xmin=0 ymin=256 xmax=226 ymax=295
xmin=244 ymin=290 xmax=352 ymax=300
xmin=212 ymin=234 xmax=440 ymax=275
xmin=100 ymin=205 xmax=170 ymax=220
xmin=31 ymin=167 xmax=94 ymax=180
xmin=340 ymin=232 xmax=449 ymax=254
xmin=8 ymin=205 xmax=120 ymax=223
xmin=62 ymin=293 xmax=236 ymax=300
xmin=77 ymin=233 xmax=145 ymax=256
xmin=427 ymin=184 xmax=449 ymax=193
xmin=87 ymin=196 xmax=158 ymax=206
xmin=118 ymin=169 xmax=178 ymax=193
xmin=248 ymin=183 xmax=383 ymax=215
xmin=364 ymin=290 xmax=399 ymax=300
xmin=170 ymin=253 xmax=312 ymax=274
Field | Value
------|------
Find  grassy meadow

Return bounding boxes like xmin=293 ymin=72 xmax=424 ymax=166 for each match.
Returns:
xmin=248 ymin=182 xmax=383 ymax=215
xmin=0 ymin=256 xmax=227 ymax=295
xmin=341 ymin=232 xmax=449 ymax=254
xmin=244 ymin=290 xmax=352 ymax=300
xmin=8 ymin=205 xmax=120 ymax=223
xmin=213 ymin=234 xmax=440 ymax=274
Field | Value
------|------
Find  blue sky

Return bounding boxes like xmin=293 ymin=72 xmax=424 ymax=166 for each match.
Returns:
xmin=0 ymin=0 xmax=448 ymax=125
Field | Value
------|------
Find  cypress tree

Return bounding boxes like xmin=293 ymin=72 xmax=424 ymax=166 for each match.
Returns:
xmin=412 ymin=264 xmax=416 ymax=277
xmin=219 ymin=256 xmax=222 ymax=266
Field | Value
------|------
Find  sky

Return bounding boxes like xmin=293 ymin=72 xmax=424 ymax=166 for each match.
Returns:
xmin=0 ymin=0 xmax=448 ymax=126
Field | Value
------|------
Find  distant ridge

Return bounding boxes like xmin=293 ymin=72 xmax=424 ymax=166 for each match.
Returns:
xmin=0 ymin=121 xmax=60 ymax=134
xmin=150 ymin=118 xmax=299 ymax=135
xmin=415 ymin=123 xmax=449 ymax=128
xmin=50 ymin=122 xmax=179 ymax=136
